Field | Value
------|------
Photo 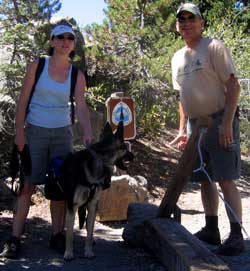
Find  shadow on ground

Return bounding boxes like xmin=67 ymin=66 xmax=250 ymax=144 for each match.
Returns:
xmin=128 ymin=137 xmax=250 ymax=200
xmin=0 ymin=216 xmax=165 ymax=271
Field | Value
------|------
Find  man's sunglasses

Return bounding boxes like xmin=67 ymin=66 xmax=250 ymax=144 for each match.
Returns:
xmin=177 ymin=15 xmax=197 ymax=23
xmin=55 ymin=34 xmax=75 ymax=41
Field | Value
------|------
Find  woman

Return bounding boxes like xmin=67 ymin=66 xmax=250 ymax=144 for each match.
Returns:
xmin=0 ymin=23 xmax=93 ymax=259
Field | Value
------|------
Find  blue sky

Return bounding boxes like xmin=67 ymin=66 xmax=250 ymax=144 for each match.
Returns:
xmin=52 ymin=0 xmax=107 ymax=27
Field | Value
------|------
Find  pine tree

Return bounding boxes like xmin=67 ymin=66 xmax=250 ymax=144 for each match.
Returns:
xmin=85 ymin=0 xmax=180 ymax=130
xmin=0 ymin=0 xmax=61 ymax=93
xmin=85 ymin=0 xmax=250 ymax=131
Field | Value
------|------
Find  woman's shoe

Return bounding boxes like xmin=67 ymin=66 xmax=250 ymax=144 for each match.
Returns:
xmin=0 ymin=237 xmax=21 ymax=259
xmin=49 ymin=232 xmax=65 ymax=254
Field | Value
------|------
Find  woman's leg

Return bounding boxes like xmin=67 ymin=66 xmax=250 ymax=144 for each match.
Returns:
xmin=50 ymin=200 xmax=66 ymax=234
xmin=12 ymin=182 xmax=35 ymax=237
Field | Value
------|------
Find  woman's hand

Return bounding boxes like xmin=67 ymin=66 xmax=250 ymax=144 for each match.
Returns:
xmin=83 ymin=135 xmax=94 ymax=147
xmin=15 ymin=128 xmax=26 ymax=151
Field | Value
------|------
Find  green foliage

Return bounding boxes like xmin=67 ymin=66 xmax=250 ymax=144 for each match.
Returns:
xmin=84 ymin=0 xmax=250 ymax=147
xmin=0 ymin=0 xmax=250 ymax=151
xmin=201 ymin=2 xmax=250 ymax=152
xmin=239 ymin=118 xmax=250 ymax=155
xmin=204 ymin=3 xmax=250 ymax=78
xmin=85 ymin=85 xmax=107 ymax=111
xmin=85 ymin=0 xmax=181 ymax=132
xmin=0 ymin=0 xmax=61 ymax=95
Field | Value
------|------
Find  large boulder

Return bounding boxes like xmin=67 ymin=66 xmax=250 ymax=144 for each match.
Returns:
xmin=122 ymin=202 xmax=158 ymax=247
xmin=72 ymin=107 xmax=105 ymax=145
xmin=97 ymin=175 xmax=148 ymax=222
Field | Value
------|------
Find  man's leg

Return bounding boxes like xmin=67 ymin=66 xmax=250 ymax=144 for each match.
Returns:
xmin=215 ymin=180 xmax=244 ymax=256
xmin=194 ymin=181 xmax=221 ymax=245
xmin=201 ymin=181 xmax=219 ymax=216
xmin=219 ymin=180 xmax=242 ymax=223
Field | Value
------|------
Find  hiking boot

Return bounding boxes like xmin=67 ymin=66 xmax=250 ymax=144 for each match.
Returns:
xmin=194 ymin=227 xmax=221 ymax=245
xmin=214 ymin=233 xmax=245 ymax=256
xmin=49 ymin=232 xmax=65 ymax=254
xmin=0 ymin=237 xmax=21 ymax=259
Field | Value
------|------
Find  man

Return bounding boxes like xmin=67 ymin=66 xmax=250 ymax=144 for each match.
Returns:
xmin=171 ymin=2 xmax=244 ymax=256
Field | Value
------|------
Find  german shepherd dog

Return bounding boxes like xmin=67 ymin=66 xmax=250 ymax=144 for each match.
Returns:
xmin=61 ymin=122 xmax=133 ymax=260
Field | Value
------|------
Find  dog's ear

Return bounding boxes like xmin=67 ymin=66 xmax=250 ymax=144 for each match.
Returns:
xmin=102 ymin=122 xmax=114 ymax=138
xmin=115 ymin=121 xmax=124 ymax=141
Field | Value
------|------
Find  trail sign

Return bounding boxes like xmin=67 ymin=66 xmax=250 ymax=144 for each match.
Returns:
xmin=106 ymin=92 xmax=136 ymax=140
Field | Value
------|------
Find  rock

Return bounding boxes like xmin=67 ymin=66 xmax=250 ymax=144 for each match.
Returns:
xmin=122 ymin=202 xmax=158 ymax=247
xmin=97 ymin=175 xmax=148 ymax=222
xmin=72 ymin=107 xmax=105 ymax=144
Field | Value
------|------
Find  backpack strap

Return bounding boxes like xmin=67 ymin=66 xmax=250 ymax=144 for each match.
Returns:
xmin=70 ymin=65 xmax=78 ymax=124
xmin=25 ymin=57 xmax=45 ymax=118
xmin=25 ymin=57 xmax=78 ymax=124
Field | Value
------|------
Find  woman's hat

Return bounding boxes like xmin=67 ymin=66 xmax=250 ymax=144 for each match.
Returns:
xmin=50 ymin=24 xmax=76 ymax=38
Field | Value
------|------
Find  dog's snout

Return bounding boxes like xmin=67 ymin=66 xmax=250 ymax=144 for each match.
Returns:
xmin=124 ymin=151 xmax=134 ymax=162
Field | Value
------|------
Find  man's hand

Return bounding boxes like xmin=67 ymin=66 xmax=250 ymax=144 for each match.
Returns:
xmin=218 ymin=121 xmax=233 ymax=148
xmin=170 ymin=133 xmax=187 ymax=151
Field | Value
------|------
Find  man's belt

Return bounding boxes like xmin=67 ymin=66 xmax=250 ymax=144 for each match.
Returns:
xmin=190 ymin=106 xmax=239 ymax=121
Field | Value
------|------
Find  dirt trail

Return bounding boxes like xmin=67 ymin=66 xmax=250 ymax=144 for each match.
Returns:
xmin=1 ymin=133 xmax=250 ymax=270
xmin=0 ymin=196 xmax=165 ymax=271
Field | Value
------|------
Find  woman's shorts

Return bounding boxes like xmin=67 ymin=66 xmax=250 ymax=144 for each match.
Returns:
xmin=187 ymin=114 xmax=241 ymax=183
xmin=25 ymin=124 xmax=73 ymax=185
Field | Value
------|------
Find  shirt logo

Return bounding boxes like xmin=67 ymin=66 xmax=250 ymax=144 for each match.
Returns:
xmin=178 ymin=59 xmax=203 ymax=76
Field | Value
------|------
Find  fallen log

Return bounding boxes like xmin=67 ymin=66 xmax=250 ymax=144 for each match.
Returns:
xmin=158 ymin=116 xmax=212 ymax=218
xmin=140 ymin=218 xmax=231 ymax=271
xmin=123 ymin=117 xmax=231 ymax=270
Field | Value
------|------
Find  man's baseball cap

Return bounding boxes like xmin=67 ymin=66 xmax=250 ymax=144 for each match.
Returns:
xmin=176 ymin=2 xmax=202 ymax=18
xmin=50 ymin=24 xmax=76 ymax=38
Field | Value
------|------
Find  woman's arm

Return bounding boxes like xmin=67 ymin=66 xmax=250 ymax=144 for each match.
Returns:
xmin=15 ymin=61 xmax=38 ymax=151
xmin=74 ymin=70 xmax=94 ymax=146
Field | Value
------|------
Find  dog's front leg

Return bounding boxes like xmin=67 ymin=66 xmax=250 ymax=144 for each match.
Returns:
xmin=84 ymin=187 xmax=102 ymax=258
xmin=64 ymin=208 xmax=76 ymax=261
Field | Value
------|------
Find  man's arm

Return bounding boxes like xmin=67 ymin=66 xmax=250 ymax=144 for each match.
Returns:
xmin=219 ymin=74 xmax=240 ymax=148
xmin=170 ymin=102 xmax=187 ymax=149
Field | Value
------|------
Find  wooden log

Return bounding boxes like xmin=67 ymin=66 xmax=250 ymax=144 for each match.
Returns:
xmin=140 ymin=218 xmax=231 ymax=271
xmin=158 ymin=117 xmax=212 ymax=218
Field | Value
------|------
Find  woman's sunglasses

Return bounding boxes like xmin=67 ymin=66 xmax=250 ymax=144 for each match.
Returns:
xmin=55 ymin=34 xmax=75 ymax=41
